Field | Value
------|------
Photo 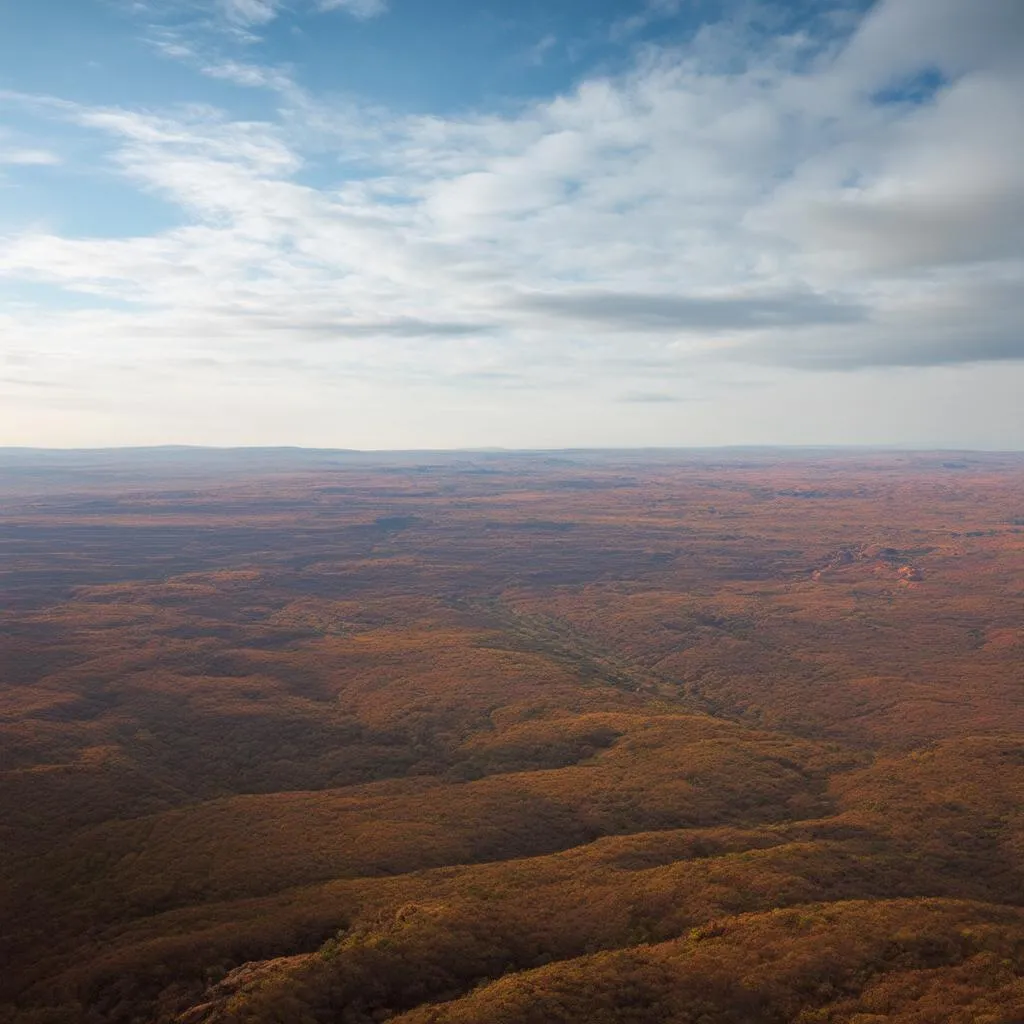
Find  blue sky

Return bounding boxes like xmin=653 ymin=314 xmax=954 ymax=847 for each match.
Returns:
xmin=1 ymin=0 xmax=1023 ymax=448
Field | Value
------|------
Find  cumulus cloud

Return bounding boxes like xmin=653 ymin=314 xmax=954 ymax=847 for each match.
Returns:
xmin=1 ymin=0 xmax=1022 ymax=446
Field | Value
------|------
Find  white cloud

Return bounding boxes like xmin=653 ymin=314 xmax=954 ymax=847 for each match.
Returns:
xmin=1 ymin=0 xmax=1023 ymax=446
xmin=215 ymin=0 xmax=386 ymax=30
xmin=221 ymin=0 xmax=279 ymax=27
xmin=0 ymin=128 xmax=62 ymax=167
xmin=316 ymin=0 xmax=388 ymax=18
xmin=200 ymin=59 xmax=298 ymax=93
xmin=0 ymin=148 xmax=61 ymax=166
xmin=130 ymin=0 xmax=387 ymax=41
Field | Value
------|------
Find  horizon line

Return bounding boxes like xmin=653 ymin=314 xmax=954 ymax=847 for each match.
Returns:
xmin=2 ymin=444 xmax=1023 ymax=455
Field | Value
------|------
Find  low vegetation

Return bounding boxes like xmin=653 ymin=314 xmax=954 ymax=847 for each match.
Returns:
xmin=2 ymin=449 xmax=1023 ymax=1022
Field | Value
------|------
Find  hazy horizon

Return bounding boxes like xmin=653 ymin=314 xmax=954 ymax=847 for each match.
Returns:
xmin=4 ymin=443 xmax=1024 ymax=454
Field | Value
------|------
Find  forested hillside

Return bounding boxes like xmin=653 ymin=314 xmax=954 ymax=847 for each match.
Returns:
xmin=2 ymin=449 xmax=1024 ymax=1023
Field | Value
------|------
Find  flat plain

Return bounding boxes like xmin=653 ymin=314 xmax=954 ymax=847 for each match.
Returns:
xmin=2 ymin=448 xmax=1024 ymax=1023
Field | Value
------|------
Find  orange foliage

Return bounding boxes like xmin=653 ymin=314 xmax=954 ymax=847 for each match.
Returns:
xmin=1 ymin=450 xmax=1023 ymax=1022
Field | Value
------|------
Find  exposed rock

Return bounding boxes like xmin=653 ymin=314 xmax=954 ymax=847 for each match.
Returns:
xmin=177 ymin=954 xmax=314 ymax=1024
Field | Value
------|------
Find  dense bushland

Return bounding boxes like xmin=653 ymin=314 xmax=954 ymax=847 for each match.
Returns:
xmin=2 ymin=450 xmax=1023 ymax=1022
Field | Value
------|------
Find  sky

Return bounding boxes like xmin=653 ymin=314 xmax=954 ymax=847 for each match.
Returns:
xmin=0 ymin=0 xmax=1022 ymax=449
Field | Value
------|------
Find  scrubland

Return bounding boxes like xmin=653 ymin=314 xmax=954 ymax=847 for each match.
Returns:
xmin=2 ymin=449 xmax=1023 ymax=1023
